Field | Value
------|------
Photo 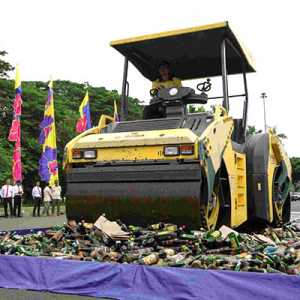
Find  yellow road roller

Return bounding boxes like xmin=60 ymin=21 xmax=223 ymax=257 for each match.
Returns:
xmin=64 ymin=21 xmax=291 ymax=230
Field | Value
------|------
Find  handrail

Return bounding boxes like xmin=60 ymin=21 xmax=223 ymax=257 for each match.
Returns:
xmin=98 ymin=114 xmax=115 ymax=129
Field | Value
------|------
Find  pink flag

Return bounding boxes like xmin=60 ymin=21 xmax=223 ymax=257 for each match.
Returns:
xmin=8 ymin=119 xmax=20 ymax=142
xmin=8 ymin=66 xmax=22 ymax=182
xmin=76 ymin=116 xmax=87 ymax=133
xmin=12 ymin=142 xmax=22 ymax=182
xmin=13 ymin=93 xmax=22 ymax=116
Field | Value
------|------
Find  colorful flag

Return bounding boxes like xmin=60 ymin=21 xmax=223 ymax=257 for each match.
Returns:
xmin=76 ymin=90 xmax=92 ymax=133
xmin=114 ymin=100 xmax=120 ymax=122
xmin=8 ymin=65 xmax=22 ymax=182
xmin=8 ymin=119 xmax=21 ymax=142
xmin=38 ymin=80 xmax=58 ymax=185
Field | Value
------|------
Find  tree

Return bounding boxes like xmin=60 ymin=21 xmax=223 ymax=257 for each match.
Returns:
xmin=246 ymin=125 xmax=262 ymax=136
xmin=0 ymin=51 xmax=14 ymax=78
xmin=271 ymin=126 xmax=287 ymax=140
xmin=188 ymin=105 xmax=205 ymax=113
xmin=247 ymin=126 xmax=298 ymax=187
xmin=0 ymin=78 xmax=142 ymax=196
xmin=290 ymin=157 xmax=300 ymax=187
xmin=246 ymin=125 xmax=287 ymax=140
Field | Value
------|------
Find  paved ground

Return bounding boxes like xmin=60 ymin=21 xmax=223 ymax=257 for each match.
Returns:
xmin=0 ymin=201 xmax=299 ymax=232
xmin=0 ymin=205 xmax=66 ymax=231
xmin=291 ymin=200 xmax=300 ymax=221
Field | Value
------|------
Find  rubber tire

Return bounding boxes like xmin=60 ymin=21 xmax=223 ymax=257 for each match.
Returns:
xmin=282 ymin=197 xmax=291 ymax=224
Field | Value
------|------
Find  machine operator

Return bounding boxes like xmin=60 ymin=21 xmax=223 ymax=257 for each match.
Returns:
xmin=152 ymin=61 xmax=182 ymax=90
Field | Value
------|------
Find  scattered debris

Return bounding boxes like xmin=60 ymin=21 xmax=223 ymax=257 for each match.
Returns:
xmin=1 ymin=218 xmax=300 ymax=275
xmin=94 ymin=215 xmax=130 ymax=240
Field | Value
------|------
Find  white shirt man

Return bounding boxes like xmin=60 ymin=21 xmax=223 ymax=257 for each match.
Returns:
xmin=13 ymin=182 xmax=23 ymax=217
xmin=1 ymin=183 xmax=14 ymax=199
xmin=1 ymin=180 xmax=14 ymax=217
xmin=32 ymin=185 xmax=42 ymax=198
xmin=12 ymin=184 xmax=23 ymax=197
xmin=32 ymin=182 xmax=42 ymax=217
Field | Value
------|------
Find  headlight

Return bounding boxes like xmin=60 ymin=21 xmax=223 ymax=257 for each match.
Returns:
xmin=164 ymin=146 xmax=179 ymax=156
xmin=169 ymin=87 xmax=178 ymax=96
xmin=83 ymin=150 xmax=97 ymax=159
xmin=72 ymin=149 xmax=82 ymax=159
xmin=180 ymin=145 xmax=194 ymax=155
xmin=163 ymin=145 xmax=194 ymax=156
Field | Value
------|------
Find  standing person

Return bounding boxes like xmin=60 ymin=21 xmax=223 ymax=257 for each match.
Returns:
xmin=0 ymin=179 xmax=14 ymax=217
xmin=42 ymin=182 xmax=52 ymax=216
xmin=32 ymin=181 xmax=42 ymax=217
xmin=13 ymin=181 xmax=23 ymax=217
xmin=51 ymin=180 xmax=62 ymax=216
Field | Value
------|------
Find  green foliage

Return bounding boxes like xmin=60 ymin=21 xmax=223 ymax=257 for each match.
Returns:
xmin=0 ymin=51 xmax=14 ymax=78
xmin=246 ymin=125 xmax=262 ymax=136
xmin=0 ymin=79 xmax=142 ymax=191
xmin=290 ymin=157 xmax=300 ymax=186
xmin=246 ymin=125 xmax=298 ymax=185
xmin=246 ymin=125 xmax=287 ymax=140
xmin=271 ymin=126 xmax=287 ymax=140
xmin=188 ymin=105 xmax=205 ymax=113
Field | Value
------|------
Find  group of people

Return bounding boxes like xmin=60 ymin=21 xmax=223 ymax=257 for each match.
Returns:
xmin=0 ymin=179 xmax=24 ymax=218
xmin=32 ymin=180 xmax=62 ymax=217
xmin=0 ymin=179 xmax=62 ymax=218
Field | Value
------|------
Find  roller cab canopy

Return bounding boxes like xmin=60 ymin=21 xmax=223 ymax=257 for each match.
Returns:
xmin=110 ymin=21 xmax=255 ymax=81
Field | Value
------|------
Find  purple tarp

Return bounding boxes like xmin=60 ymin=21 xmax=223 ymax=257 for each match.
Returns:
xmin=1 ymin=227 xmax=49 ymax=235
xmin=0 ymin=254 xmax=299 ymax=300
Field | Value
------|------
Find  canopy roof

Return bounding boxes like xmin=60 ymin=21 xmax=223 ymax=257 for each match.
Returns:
xmin=110 ymin=22 xmax=255 ymax=81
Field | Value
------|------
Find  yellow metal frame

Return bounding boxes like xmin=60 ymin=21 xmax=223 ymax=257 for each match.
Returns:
xmin=72 ymin=128 xmax=198 ymax=149
xmin=110 ymin=22 xmax=227 ymax=46
xmin=64 ymin=114 xmax=115 ymax=169
xmin=110 ymin=21 xmax=255 ymax=72
xmin=223 ymin=142 xmax=248 ymax=227
xmin=63 ymin=127 xmax=98 ymax=169
xmin=199 ymin=107 xmax=247 ymax=228
xmin=200 ymin=106 xmax=233 ymax=172
xmin=69 ymin=144 xmax=197 ymax=164
xmin=98 ymin=114 xmax=114 ymax=128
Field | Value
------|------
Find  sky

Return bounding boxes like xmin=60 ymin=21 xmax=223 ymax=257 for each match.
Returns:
xmin=1 ymin=0 xmax=299 ymax=156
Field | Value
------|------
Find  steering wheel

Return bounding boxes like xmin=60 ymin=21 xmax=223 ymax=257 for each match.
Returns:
xmin=150 ymin=88 xmax=158 ymax=97
xmin=197 ymin=79 xmax=211 ymax=92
